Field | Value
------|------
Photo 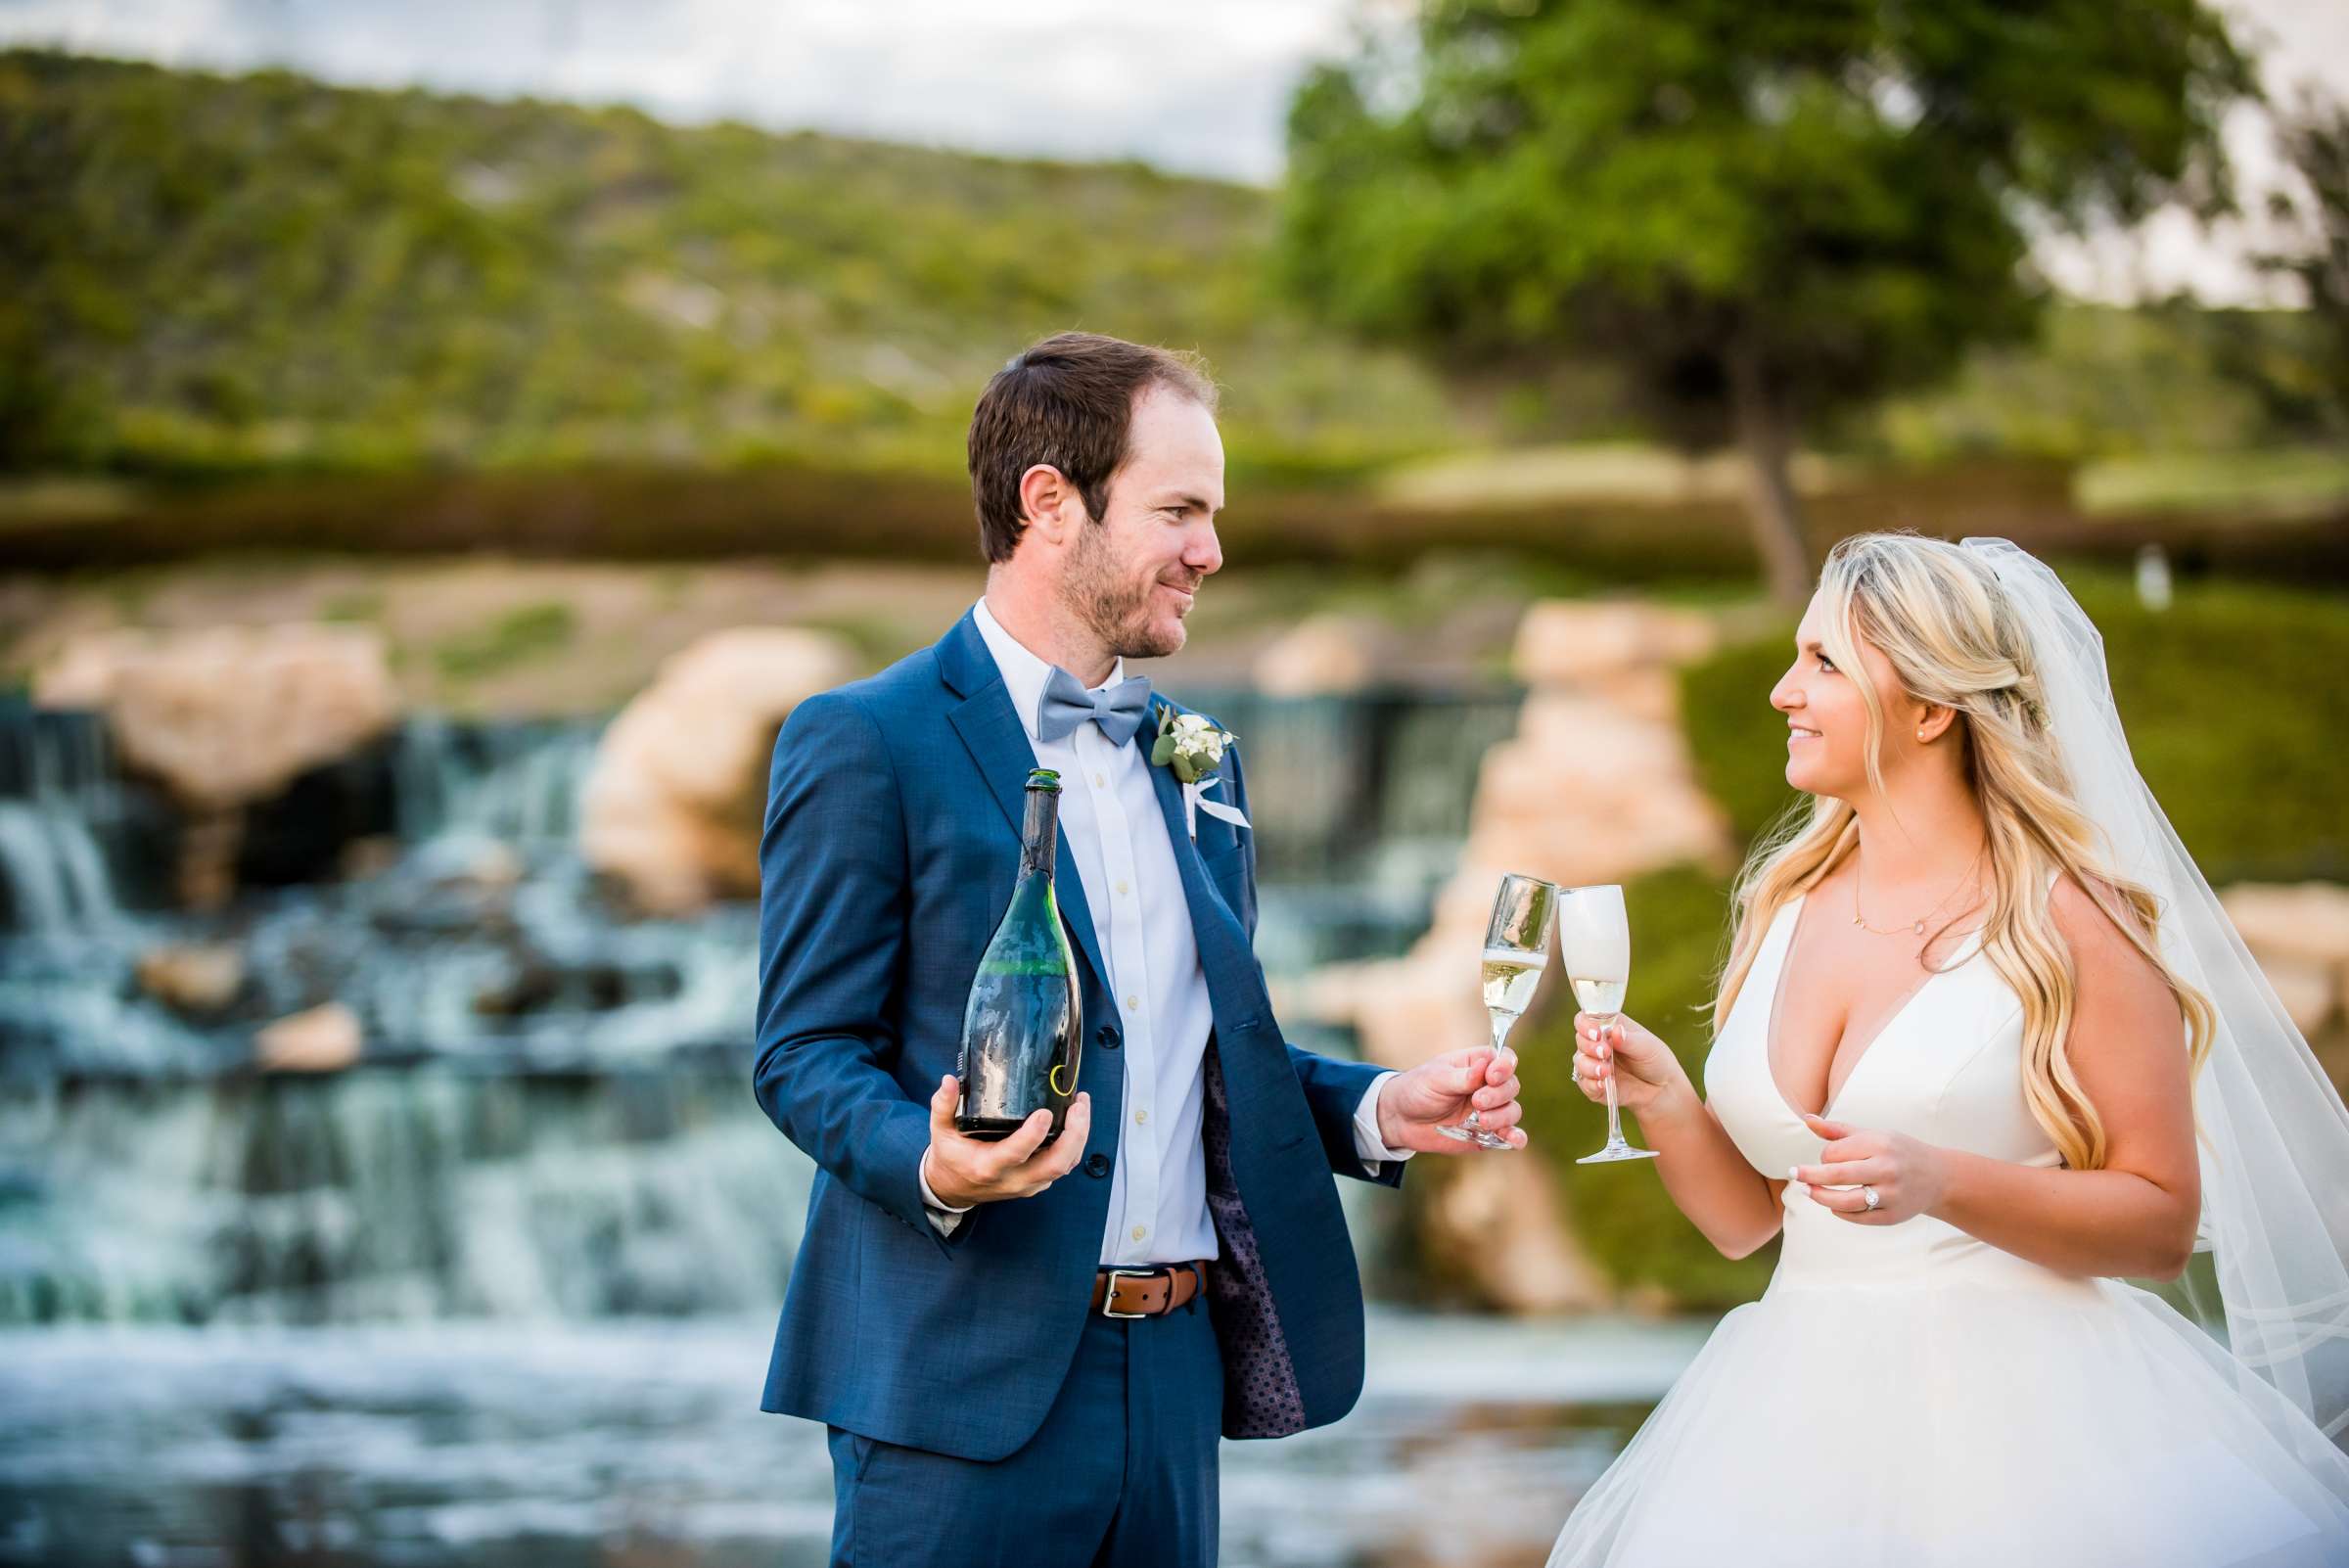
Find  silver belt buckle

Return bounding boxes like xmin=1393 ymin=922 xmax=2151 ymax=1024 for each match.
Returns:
xmin=1101 ymin=1267 xmax=1158 ymax=1318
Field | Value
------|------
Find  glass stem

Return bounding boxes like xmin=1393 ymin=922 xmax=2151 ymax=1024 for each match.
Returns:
xmin=1468 ymin=1011 xmax=1516 ymax=1131
xmin=1600 ymin=1014 xmax=1627 ymax=1147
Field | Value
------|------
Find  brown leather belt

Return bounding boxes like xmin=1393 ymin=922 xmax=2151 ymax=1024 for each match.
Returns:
xmin=1090 ymin=1262 xmax=1207 ymax=1318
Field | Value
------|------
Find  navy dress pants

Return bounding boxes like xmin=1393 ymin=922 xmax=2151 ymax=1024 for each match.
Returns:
xmin=825 ymin=1292 xmax=1223 ymax=1568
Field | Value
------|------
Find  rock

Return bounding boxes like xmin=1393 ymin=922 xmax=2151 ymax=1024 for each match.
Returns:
xmin=1299 ymin=598 xmax=1736 ymax=1314
xmin=32 ymin=623 xmax=401 ymax=909
xmin=2253 ymin=954 xmax=2338 ymax=1038
xmin=2218 ymin=883 xmax=2349 ymax=1036
xmin=32 ymin=623 xmax=398 ymax=812
xmin=134 ymin=943 xmax=247 ymax=1016
xmin=1422 ymin=1158 xmax=1611 ymax=1313
xmin=1512 ymin=601 xmax=1716 ymax=691
xmin=1319 ymin=601 xmax=1734 ymax=1077
xmin=338 ymin=834 xmax=405 ymax=882
xmin=2219 ymin=884 xmax=2349 ymax=971
xmin=1252 ymin=615 xmax=1379 ymax=698
xmin=579 ymin=627 xmax=859 ymax=915
xmin=255 ymin=1002 xmax=363 ymax=1073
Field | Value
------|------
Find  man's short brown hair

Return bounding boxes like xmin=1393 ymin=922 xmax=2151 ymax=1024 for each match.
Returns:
xmin=966 ymin=332 xmax=1218 ymax=564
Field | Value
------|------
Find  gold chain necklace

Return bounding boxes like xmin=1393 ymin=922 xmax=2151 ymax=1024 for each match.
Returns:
xmin=1852 ymin=846 xmax=1987 ymax=938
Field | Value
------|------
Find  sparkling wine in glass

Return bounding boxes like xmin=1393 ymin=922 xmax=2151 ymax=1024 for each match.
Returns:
xmin=1562 ymin=883 xmax=1659 ymax=1164
xmin=1441 ymin=872 xmax=1555 ymax=1150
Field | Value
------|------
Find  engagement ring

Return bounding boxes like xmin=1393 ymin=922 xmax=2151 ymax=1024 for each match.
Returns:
xmin=1863 ymin=1184 xmax=1881 ymax=1211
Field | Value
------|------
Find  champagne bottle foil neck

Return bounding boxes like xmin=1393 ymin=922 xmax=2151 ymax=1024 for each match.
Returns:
xmin=1019 ymin=780 xmax=1061 ymax=879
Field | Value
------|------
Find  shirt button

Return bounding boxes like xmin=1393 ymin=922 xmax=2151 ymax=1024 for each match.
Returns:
xmin=1093 ymin=772 xmax=1106 ymax=788
xmin=1131 ymin=1224 xmax=1147 ymax=1242
xmin=1125 ymin=994 xmax=1139 ymax=1012
xmin=1133 ymin=1108 xmax=1149 ymax=1126
xmin=1115 ymin=880 xmax=1129 ymax=897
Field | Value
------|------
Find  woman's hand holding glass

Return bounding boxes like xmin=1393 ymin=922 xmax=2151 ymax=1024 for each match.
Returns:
xmin=1571 ymin=1011 xmax=1690 ymax=1122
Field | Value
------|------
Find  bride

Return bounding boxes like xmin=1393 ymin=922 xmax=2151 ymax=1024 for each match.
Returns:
xmin=1549 ymin=532 xmax=2349 ymax=1565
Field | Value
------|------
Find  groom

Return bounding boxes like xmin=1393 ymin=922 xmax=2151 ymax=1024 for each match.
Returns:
xmin=752 ymin=331 xmax=1526 ymax=1568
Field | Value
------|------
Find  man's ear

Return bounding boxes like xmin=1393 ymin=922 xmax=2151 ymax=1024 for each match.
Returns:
xmin=1017 ymin=463 xmax=1080 ymax=549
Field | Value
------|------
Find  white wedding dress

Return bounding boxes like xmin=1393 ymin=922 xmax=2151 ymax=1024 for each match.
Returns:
xmin=1548 ymin=890 xmax=2349 ymax=1567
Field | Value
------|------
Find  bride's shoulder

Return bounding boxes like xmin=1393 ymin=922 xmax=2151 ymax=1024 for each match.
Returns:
xmin=2046 ymin=871 xmax=2178 ymax=1038
xmin=2047 ymin=870 xmax=2149 ymax=952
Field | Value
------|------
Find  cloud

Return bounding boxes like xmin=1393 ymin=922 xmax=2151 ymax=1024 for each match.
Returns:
xmin=0 ymin=0 xmax=1353 ymax=179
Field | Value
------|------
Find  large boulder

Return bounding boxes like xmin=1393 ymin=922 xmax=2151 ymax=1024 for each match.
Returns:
xmin=32 ymin=623 xmax=401 ymax=907
xmin=1302 ymin=598 xmax=1737 ymax=1313
xmin=1252 ymin=614 xmax=1380 ymax=698
xmin=255 ymin=1001 xmax=363 ymax=1073
xmin=1420 ymin=1156 xmax=1612 ymax=1313
xmin=33 ymin=623 xmax=400 ymax=810
xmin=134 ymin=943 xmax=248 ymax=1017
xmin=578 ymin=627 xmax=859 ymax=915
xmin=1513 ymin=599 xmax=1717 ymax=697
xmin=2218 ymin=882 xmax=2349 ymax=1036
xmin=1311 ymin=601 xmax=1734 ymax=1079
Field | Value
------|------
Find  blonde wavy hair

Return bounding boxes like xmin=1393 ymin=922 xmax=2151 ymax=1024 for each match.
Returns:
xmin=1710 ymin=531 xmax=2215 ymax=1170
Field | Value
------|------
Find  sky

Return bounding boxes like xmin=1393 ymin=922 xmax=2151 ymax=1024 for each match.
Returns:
xmin=6 ymin=0 xmax=2345 ymax=306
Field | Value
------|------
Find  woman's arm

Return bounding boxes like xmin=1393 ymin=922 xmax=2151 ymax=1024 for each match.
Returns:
xmin=1576 ymin=1013 xmax=1786 ymax=1260
xmin=1932 ymin=876 xmax=2201 ymax=1276
xmin=1794 ymin=877 xmax=2202 ymax=1279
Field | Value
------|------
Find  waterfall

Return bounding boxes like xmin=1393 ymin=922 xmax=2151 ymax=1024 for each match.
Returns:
xmin=0 ymin=705 xmax=136 ymax=933
xmin=0 ymin=1069 xmax=806 ymax=1326
xmin=393 ymin=711 xmax=606 ymax=849
xmin=0 ymin=801 xmax=117 ymax=933
xmin=0 ymin=686 xmax=1516 ymax=1324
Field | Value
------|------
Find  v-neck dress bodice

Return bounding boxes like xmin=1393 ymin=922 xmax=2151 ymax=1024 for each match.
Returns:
xmin=1702 ymin=892 xmax=2065 ymax=1291
xmin=1549 ymin=882 xmax=2349 ymax=1567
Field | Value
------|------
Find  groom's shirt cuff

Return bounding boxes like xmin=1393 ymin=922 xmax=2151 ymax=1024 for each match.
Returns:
xmin=1353 ymin=1070 xmax=1415 ymax=1173
xmin=918 ymin=1147 xmax=972 ymax=1235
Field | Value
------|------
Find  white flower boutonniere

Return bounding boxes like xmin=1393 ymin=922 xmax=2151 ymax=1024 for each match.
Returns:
xmin=1150 ymin=707 xmax=1251 ymax=841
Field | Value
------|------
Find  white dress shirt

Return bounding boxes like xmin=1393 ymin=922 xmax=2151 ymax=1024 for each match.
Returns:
xmin=917 ymin=596 xmax=1410 ymax=1263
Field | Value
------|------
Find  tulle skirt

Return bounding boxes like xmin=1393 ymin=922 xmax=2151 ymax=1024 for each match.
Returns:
xmin=1548 ymin=1272 xmax=2349 ymax=1567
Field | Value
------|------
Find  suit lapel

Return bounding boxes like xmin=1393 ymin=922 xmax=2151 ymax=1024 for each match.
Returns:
xmin=939 ymin=615 xmax=1112 ymax=1002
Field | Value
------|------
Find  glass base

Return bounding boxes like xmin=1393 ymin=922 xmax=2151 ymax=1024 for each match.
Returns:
xmin=1576 ymin=1140 xmax=1660 ymax=1164
xmin=1436 ymin=1118 xmax=1515 ymax=1150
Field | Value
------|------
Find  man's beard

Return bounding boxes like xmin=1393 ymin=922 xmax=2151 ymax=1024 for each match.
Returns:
xmin=1067 ymin=523 xmax=1191 ymax=660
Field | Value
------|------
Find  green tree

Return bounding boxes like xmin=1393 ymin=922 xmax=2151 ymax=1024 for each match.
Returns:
xmin=1279 ymin=0 xmax=2254 ymax=604
xmin=2249 ymin=90 xmax=2349 ymax=437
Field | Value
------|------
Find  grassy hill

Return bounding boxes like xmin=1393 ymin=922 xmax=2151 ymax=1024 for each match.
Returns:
xmin=5 ymin=50 xmax=2343 ymax=586
xmin=0 ymin=49 xmax=1461 ymax=484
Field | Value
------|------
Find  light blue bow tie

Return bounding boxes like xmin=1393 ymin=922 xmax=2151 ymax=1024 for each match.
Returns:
xmin=1036 ymin=667 xmax=1154 ymax=746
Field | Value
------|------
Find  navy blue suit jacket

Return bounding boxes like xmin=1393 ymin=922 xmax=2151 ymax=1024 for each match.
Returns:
xmin=753 ymin=610 xmax=1405 ymax=1461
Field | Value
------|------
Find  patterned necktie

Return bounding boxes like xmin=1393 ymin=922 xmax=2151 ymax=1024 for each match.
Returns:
xmin=1036 ymin=666 xmax=1154 ymax=746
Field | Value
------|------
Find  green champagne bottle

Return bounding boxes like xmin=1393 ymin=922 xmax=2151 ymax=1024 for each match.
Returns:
xmin=955 ymin=768 xmax=1083 ymax=1142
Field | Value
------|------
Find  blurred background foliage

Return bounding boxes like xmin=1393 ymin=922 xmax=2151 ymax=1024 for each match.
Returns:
xmin=0 ymin=48 xmax=1459 ymax=484
xmin=2 ymin=45 xmax=2343 ymax=589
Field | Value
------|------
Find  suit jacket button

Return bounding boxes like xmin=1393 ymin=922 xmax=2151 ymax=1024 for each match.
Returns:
xmin=1085 ymin=1153 xmax=1111 ymax=1178
xmin=1095 ymin=1025 xmax=1121 ymax=1050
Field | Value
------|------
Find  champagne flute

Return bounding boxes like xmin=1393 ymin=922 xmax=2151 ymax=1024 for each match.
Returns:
xmin=1440 ymin=872 xmax=1555 ymax=1151
xmin=1562 ymin=883 xmax=1659 ymax=1164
